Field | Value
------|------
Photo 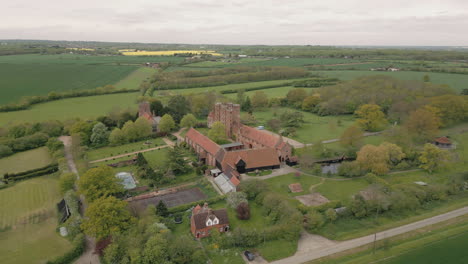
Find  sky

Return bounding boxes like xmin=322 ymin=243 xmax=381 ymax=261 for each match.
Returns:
xmin=1 ymin=0 xmax=468 ymax=46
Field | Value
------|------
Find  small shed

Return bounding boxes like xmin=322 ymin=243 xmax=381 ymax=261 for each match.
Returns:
xmin=434 ymin=137 xmax=453 ymax=149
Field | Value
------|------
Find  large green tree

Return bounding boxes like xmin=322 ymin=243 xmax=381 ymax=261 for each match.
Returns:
xmin=134 ymin=117 xmax=153 ymax=139
xmin=78 ymin=166 xmax=124 ymax=202
xmin=355 ymin=104 xmax=388 ymax=131
xmin=109 ymin=127 xmax=127 ymax=145
xmin=158 ymin=114 xmax=176 ymax=134
xmin=180 ymin=113 xmax=197 ymax=128
xmin=286 ymin=88 xmax=307 ymax=107
xmin=405 ymin=106 xmax=441 ymax=143
xmin=166 ymin=95 xmax=190 ymax=123
xmin=90 ymin=122 xmax=109 ymax=146
xmin=419 ymin=143 xmax=450 ymax=173
xmin=251 ymin=91 xmax=269 ymax=109
xmin=208 ymin=121 xmax=228 ymax=143
xmin=340 ymin=125 xmax=364 ymax=149
xmin=81 ymin=196 xmax=133 ymax=240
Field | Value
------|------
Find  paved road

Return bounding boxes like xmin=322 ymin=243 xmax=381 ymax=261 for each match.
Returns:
xmin=270 ymin=206 xmax=468 ymax=264
xmin=59 ymin=136 xmax=100 ymax=264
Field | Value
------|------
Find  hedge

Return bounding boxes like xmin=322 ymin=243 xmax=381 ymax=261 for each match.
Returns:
xmin=219 ymin=83 xmax=290 ymax=94
xmin=169 ymin=195 xmax=226 ymax=213
xmin=3 ymin=163 xmax=59 ymax=181
xmin=46 ymin=234 xmax=85 ymax=264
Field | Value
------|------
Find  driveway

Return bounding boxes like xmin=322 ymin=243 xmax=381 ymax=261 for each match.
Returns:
xmin=270 ymin=206 xmax=468 ymax=264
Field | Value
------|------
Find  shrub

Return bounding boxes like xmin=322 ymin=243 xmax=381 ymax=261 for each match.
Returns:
xmin=226 ymin=192 xmax=248 ymax=209
xmin=304 ymin=210 xmax=324 ymax=231
xmin=325 ymin=208 xmax=338 ymax=222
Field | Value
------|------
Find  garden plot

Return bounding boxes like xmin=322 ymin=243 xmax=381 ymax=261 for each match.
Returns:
xmin=295 ymin=192 xmax=330 ymax=206
xmin=129 ymin=187 xmax=207 ymax=212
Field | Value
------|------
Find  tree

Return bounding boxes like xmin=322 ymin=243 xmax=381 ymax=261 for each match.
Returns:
xmin=304 ymin=210 xmax=324 ymax=231
xmin=90 ymin=122 xmax=109 ymax=146
xmin=419 ymin=143 xmax=450 ymax=173
xmin=236 ymin=89 xmax=246 ymax=105
xmin=166 ymin=146 xmax=190 ymax=175
xmin=251 ymin=91 xmax=268 ymax=109
xmin=267 ymin=118 xmax=281 ymax=132
xmin=69 ymin=120 xmax=95 ymax=145
xmin=208 ymin=121 xmax=228 ymax=143
xmin=149 ymin=99 xmax=165 ymax=116
xmin=236 ymin=202 xmax=251 ymax=220
xmin=340 ymin=125 xmax=364 ymax=149
xmin=356 ymin=144 xmax=391 ymax=175
xmin=134 ymin=117 xmax=153 ymax=139
xmin=286 ymin=88 xmax=307 ymax=107
xmin=0 ymin=145 xmax=13 ymax=158
xmin=430 ymin=95 xmax=468 ymax=126
xmin=302 ymin=95 xmax=321 ymax=112
xmin=325 ymin=208 xmax=338 ymax=222
xmin=122 ymin=120 xmax=138 ymax=142
xmin=180 ymin=113 xmax=197 ymax=128
xmin=156 ymin=200 xmax=169 ymax=217
xmin=166 ymin=95 xmax=190 ymax=123
xmin=405 ymin=106 xmax=441 ymax=142
xmin=81 ymin=196 xmax=133 ymax=240
xmin=109 ymin=127 xmax=127 ymax=145
xmin=136 ymin=153 xmax=148 ymax=167
xmin=78 ymin=166 xmax=124 ymax=202
xmin=158 ymin=114 xmax=176 ymax=134
xmin=242 ymin=96 xmax=253 ymax=112
xmin=355 ymin=104 xmax=388 ymax=131
xmin=280 ymin=111 xmax=304 ymax=128
xmin=226 ymin=192 xmax=248 ymax=209
xmin=46 ymin=137 xmax=64 ymax=153
xmin=59 ymin=173 xmax=76 ymax=194
xmin=462 ymin=88 xmax=468 ymax=95
xmin=423 ymin=74 xmax=430 ymax=82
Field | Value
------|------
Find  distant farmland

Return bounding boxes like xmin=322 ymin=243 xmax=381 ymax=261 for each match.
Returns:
xmin=0 ymin=54 xmax=183 ymax=105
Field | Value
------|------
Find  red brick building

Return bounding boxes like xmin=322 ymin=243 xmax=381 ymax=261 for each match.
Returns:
xmin=191 ymin=203 xmax=229 ymax=239
xmin=185 ymin=128 xmax=220 ymax=167
xmin=207 ymin=102 xmax=241 ymax=138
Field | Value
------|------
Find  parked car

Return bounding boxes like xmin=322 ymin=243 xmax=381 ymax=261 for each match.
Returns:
xmin=244 ymin=251 xmax=255 ymax=261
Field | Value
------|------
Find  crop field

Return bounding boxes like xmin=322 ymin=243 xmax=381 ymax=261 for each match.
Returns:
xmin=0 ymin=92 xmax=139 ymax=126
xmin=115 ymin=67 xmax=157 ymax=90
xmin=315 ymin=70 xmax=468 ymax=92
xmin=121 ymin=50 xmax=222 ymax=56
xmin=152 ymin=78 xmax=307 ymax=96
xmin=0 ymin=63 xmax=137 ymax=105
xmin=251 ymin=108 xmax=356 ymax=143
xmin=0 ymin=174 xmax=72 ymax=264
xmin=0 ymin=147 xmax=53 ymax=176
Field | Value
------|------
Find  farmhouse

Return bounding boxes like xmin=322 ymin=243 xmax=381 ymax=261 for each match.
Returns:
xmin=138 ymin=101 xmax=162 ymax=132
xmin=191 ymin=203 xmax=229 ymax=239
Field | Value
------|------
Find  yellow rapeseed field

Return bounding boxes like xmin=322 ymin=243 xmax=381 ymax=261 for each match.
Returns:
xmin=121 ymin=50 xmax=222 ymax=56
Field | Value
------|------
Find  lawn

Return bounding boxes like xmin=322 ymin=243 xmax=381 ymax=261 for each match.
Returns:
xmin=143 ymin=148 xmax=170 ymax=169
xmin=86 ymin=138 xmax=166 ymax=161
xmin=257 ymin=239 xmax=298 ymax=262
xmin=250 ymin=107 xmax=356 ymax=143
xmin=115 ymin=67 xmax=157 ymax=90
xmin=0 ymin=92 xmax=139 ymax=126
xmin=0 ymin=62 xmax=137 ymax=105
xmin=224 ymin=86 xmax=304 ymax=99
xmin=0 ymin=147 xmax=53 ymax=176
xmin=264 ymin=173 xmax=322 ymax=197
xmin=315 ymin=70 xmax=468 ymax=93
xmin=0 ymin=174 xmax=72 ymax=264
xmin=314 ymin=178 xmax=369 ymax=202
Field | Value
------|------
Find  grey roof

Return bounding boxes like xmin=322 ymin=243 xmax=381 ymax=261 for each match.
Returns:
xmin=213 ymin=173 xmax=236 ymax=194
xmin=220 ymin=142 xmax=244 ymax=149
xmin=116 ymin=172 xmax=137 ymax=189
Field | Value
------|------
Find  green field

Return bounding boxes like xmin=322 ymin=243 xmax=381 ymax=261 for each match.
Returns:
xmin=115 ymin=67 xmax=157 ymax=89
xmin=250 ymin=107 xmax=356 ymax=143
xmin=0 ymin=174 xmax=72 ymax=263
xmin=0 ymin=92 xmax=139 ymax=126
xmin=264 ymin=173 xmax=322 ymax=197
xmin=0 ymin=63 xmax=137 ymax=105
xmin=153 ymin=78 xmax=307 ymax=96
xmin=0 ymin=147 xmax=53 ymax=176
xmin=224 ymin=86 xmax=302 ymax=99
xmin=315 ymin=70 xmax=468 ymax=92
xmin=184 ymin=58 xmax=365 ymax=68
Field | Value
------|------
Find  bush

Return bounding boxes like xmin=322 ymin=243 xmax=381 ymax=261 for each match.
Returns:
xmin=4 ymin=163 xmax=59 ymax=182
xmin=0 ymin=144 xmax=13 ymax=158
xmin=304 ymin=210 xmax=325 ymax=231
xmin=338 ymin=161 xmax=364 ymax=177
xmin=236 ymin=202 xmax=251 ymax=220
xmin=59 ymin=173 xmax=76 ymax=194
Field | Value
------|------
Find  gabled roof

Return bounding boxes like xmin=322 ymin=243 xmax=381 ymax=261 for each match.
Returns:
xmin=192 ymin=209 xmax=229 ymax=229
xmin=222 ymin=148 xmax=280 ymax=170
xmin=240 ymin=125 xmax=282 ymax=149
xmin=186 ymin=128 xmax=221 ymax=156
xmin=434 ymin=136 xmax=451 ymax=144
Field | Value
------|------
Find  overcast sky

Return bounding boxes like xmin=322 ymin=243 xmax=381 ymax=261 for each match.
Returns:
xmin=1 ymin=0 xmax=468 ymax=46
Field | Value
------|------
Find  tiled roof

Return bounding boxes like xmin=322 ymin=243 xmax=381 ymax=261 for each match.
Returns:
xmin=192 ymin=208 xmax=229 ymax=229
xmin=240 ymin=125 xmax=281 ymax=149
xmin=186 ymin=128 xmax=221 ymax=156
xmin=222 ymin=148 xmax=280 ymax=170
xmin=230 ymin=176 xmax=240 ymax=186
xmin=434 ymin=136 xmax=451 ymax=144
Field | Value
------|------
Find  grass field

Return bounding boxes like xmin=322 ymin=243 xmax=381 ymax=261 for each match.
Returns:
xmin=115 ymin=67 xmax=157 ymax=90
xmin=153 ymin=78 xmax=307 ymax=96
xmin=314 ymin=178 xmax=369 ymax=202
xmin=315 ymin=70 xmax=468 ymax=92
xmin=0 ymin=147 xmax=53 ymax=176
xmin=224 ymin=86 xmax=302 ymax=99
xmin=0 ymin=174 xmax=72 ymax=263
xmin=86 ymin=138 xmax=166 ymax=161
xmin=189 ymin=58 xmax=366 ymax=68
xmin=264 ymin=173 xmax=322 ymax=197
xmin=250 ymin=107 xmax=356 ymax=143
xmin=185 ymin=58 xmax=269 ymax=67
xmin=0 ymin=92 xmax=139 ymax=126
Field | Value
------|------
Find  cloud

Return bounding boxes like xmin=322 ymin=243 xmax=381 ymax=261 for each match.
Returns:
xmin=0 ymin=0 xmax=467 ymax=45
